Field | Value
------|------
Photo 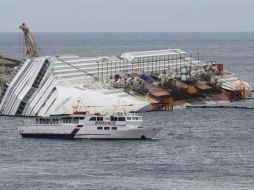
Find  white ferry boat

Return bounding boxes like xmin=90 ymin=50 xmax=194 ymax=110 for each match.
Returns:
xmin=18 ymin=112 xmax=162 ymax=139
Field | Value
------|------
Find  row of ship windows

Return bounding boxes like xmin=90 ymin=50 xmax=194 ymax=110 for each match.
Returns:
xmin=127 ymin=117 xmax=139 ymax=120
xmin=90 ymin=117 xmax=140 ymax=121
xmin=90 ymin=117 xmax=125 ymax=121
xmin=97 ymin=126 xmax=117 ymax=130
xmin=36 ymin=118 xmax=82 ymax=124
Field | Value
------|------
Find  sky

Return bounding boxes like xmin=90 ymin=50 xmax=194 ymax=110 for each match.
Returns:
xmin=0 ymin=0 xmax=253 ymax=32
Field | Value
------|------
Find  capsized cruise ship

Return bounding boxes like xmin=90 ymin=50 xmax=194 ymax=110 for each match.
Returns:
xmin=0 ymin=23 xmax=252 ymax=116
xmin=0 ymin=48 xmax=252 ymax=116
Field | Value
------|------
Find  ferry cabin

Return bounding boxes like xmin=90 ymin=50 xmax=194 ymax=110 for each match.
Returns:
xmin=30 ymin=113 xmax=143 ymax=131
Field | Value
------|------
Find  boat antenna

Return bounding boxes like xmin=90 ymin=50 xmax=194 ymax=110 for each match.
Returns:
xmin=19 ymin=23 xmax=39 ymax=58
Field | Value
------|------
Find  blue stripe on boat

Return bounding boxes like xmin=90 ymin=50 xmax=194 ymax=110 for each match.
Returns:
xmin=21 ymin=128 xmax=80 ymax=139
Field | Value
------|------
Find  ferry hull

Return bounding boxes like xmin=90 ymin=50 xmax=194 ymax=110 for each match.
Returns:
xmin=21 ymin=134 xmax=155 ymax=140
xmin=21 ymin=133 xmax=77 ymax=139
xmin=74 ymin=127 xmax=162 ymax=139
xmin=19 ymin=125 xmax=162 ymax=140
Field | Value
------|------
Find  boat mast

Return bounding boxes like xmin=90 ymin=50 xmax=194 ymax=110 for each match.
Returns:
xmin=19 ymin=23 xmax=39 ymax=58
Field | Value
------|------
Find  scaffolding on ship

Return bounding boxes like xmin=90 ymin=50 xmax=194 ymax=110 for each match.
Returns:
xmin=59 ymin=50 xmax=202 ymax=82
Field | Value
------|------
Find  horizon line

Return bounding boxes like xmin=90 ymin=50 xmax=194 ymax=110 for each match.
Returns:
xmin=1 ymin=31 xmax=254 ymax=33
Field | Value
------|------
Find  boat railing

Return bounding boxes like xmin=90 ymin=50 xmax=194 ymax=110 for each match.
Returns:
xmin=23 ymin=117 xmax=81 ymax=125
xmin=23 ymin=118 xmax=37 ymax=126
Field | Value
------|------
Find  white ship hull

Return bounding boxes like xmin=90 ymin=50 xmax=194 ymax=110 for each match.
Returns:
xmin=19 ymin=124 xmax=162 ymax=140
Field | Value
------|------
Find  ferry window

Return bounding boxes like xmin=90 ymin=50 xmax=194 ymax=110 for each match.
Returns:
xmin=39 ymin=119 xmax=44 ymax=124
xmin=89 ymin=117 xmax=96 ymax=121
xmin=97 ymin=117 xmax=103 ymax=121
xmin=104 ymin=127 xmax=110 ymax=130
xmin=72 ymin=118 xmax=79 ymax=124
xmin=132 ymin=117 xmax=138 ymax=120
xmin=104 ymin=117 xmax=110 ymax=121
xmin=97 ymin=127 xmax=103 ymax=130
xmin=52 ymin=118 xmax=59 ymax=124
xmin=79 ymin=117 xmax=85 ymax=120
xmin=112 ymin=127 xmax=117 ymax=130
xmin=110 ymin=116 xmax=117 ymax=121
xmin=127 ymin=117 xmax=131 ymax=120
xmin=118 ymin=117 xmax=126 ymax=121
xmin=63 ymin=117 xmax=72 ymax=123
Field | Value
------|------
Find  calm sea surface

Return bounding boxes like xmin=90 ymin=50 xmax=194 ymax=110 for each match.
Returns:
xmin=0 ymin=33 xmax=254 ymax=189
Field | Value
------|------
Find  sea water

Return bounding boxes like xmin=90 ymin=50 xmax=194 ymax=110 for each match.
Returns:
xmin=0 ymin=32 xmax=254 ymax=189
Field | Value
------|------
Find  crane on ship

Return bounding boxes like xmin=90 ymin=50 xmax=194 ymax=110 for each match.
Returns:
xmin=19 ymin=23 xmax=39 ymax=58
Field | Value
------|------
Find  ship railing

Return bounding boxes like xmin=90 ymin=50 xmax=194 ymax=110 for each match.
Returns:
xmin=23 ymin=117 xmax=81 ymax=126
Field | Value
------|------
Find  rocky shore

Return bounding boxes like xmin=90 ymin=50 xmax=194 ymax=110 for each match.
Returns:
xmin=0 ymin=56 xmax=21 ymax=86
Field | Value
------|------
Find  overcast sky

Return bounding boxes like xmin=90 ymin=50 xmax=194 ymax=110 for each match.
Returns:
xmin=0 ymin=0 xmax=253 ymax=32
